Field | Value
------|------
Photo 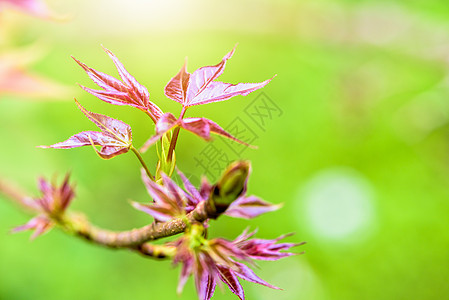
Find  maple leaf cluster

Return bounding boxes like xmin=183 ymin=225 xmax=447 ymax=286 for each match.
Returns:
xmin=133 ymin=162 xmax=280 ymax=222
xmin=11 ymin=46 xmax=302 ymax=300
xmin=172 ymin=225 xmax=302 ymax=300
xmin=42 ymin=46 xmax=271 ymax=157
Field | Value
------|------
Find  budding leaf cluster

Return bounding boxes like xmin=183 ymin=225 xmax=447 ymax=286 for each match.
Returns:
xmin=10 ymin=45 xmax=303 ymax=300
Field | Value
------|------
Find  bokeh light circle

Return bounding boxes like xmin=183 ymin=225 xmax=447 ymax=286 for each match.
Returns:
xmin=299 ymin=167 xmax=375 ymax=242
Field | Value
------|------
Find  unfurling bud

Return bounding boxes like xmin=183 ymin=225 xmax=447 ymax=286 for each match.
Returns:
xmin=209 ymin=161 xmax=250 ymax=216
xmin=155 ymin=131 xmax=176 ymax=184
xmin=11 ymin=174 xmax=75 ymax=240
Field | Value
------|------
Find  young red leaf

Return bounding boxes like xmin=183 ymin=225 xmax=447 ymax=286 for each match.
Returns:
xmin=224 ymin=196 xmax=282 ymax=219
xmin=181 ymin=117 xmax=251 ymax=145
xmin=186 ymin=79 xmax=272 ymax=106
xmin=12 ymin=216 xmax=53 ymax=240
xmin=165 ymin=46 xmax=273 ymax=108
xmin=217 ymin=265 xmax=245 ymax=300
xmin=12 ymin=174 xmax=75 ymax=240
xmin=73 ymin=47 xmax=163 ymax=123
xmin=185 ymin=47 xmax=235 ymax=104
xmin=177 ymin=253 xmax=193 ymax=295
xmin=164 ymin=60 xmax=190 ymax=105
xmin=233 ymin=261 xmax=280 ymax=290
xmin=140 ymin=113 xmax=251 ymax=152
xmin=132 ymin=170 xmax=187 ymax=222
xmin=172 ymin=226 xmax=294 ymax=300
xmin=40 ymin=100 xmax=132 ymax=159
xmin=176 ymin=168 xmax=202 ymax=205
xmin=195 ymin=254 xmax=217 ymax=300
xmin=234 ymin=231 xmax=301 ymax=261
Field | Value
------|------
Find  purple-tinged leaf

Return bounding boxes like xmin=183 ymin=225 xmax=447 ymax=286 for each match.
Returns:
xmin=12 ymin=174 xmax=75 ymax=240
xmin=204 ymin=274 xmax=216 ymax=300
xmin=20 ymin=174 xmax=75 ymax=216
xmin=78 ymin=87 xmax=129 ymax=105
xmin=40 ymin=100 xmax=132 ymax=159
xmin=11 ymin=215 xmax=53 ymax=240
xmin=103 ymin=47 xmax=149 ymax=106
xmin=73 ymin=56 xmax=125 ymax=90
xmin=73 ymin=48 xmax=163 ymax=122
xmin=176 ymin=168 xmax=201 ymax=205
xmin=232 ymin=228 xmax=257 ymax=245
xmin=140 ymin=114 xmax=252 ymax=152
xmin=36 ymin=177 xmax=52 ymax=212
xmin=210 ymin=238 xmax=250 ymax=264
xmin=195 ymin=253 xmax=217 ymax=300
xmin=177 ymin=255 xmax=193 ymax=295
xmin=165 ymin=60 xmax=190 ymax=104
xmin=180 ymin=118 xmax=251 ymax=146
xmin=187 ymin=79 xmax=272 ymax=106
xmin=21 ymin=196 xmax=41 ymax=211
xmin=199 ymin=177 xmax=212 ymax=200
xmin=131 ymin=202 xmax=175 ymax=223
xmin=184 ymin=47 xmax=235 ymax=107
xmin=172 ymin=224 xmax=297 ymax=300
xmin=132 ymin=169 xmax=186 ymax=221
xmin=57 ymin=173 xmax=74 ymax=211
xmin=76 ymin=100 xmax=127 ymax=136
xmin=217 ymin=266 xmax=245 ymax=300
xmin=166 ymin=46 xmax=273 ymax=108
xmin=41 ymin=131 xmax=115 ymax=149
xmin=234 ymin=261 xmax=281 ymax=290
xmin=161 ymin=173 xmax=186 ymax=212
xmin=236 ymin=233 xmax=301 ymax=261
xmin=224 ymin=196 xmax=282 ymax=219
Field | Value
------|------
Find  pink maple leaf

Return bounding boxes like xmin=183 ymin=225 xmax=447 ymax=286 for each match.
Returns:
xmin=131 ymin=170 xmax=194 ymax=222
xmin=73 ymin=47 xmax=163 ymax=123
xmin=40 ymin=100 xmax=133 ymax=159
xmin=141 ymin=46 xmax=273 ymax=152
xmin=140 ymin=112 xmax=251 ymax=152
xmin=171 ymin=227 xmax=303 ymax=300
xmin=233 ymin=229 xmax=304 ymax=261
xmin=177 ymin=163 xmax=281 ymax=220
xmin=132 ymin=163 xmax=280 ymax=222
xmin=165 ymin=46 xmax=273 ymax=108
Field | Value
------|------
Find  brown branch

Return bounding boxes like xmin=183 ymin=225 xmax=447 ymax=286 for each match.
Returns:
xmin=0 ymin=174 xmax=231 ymax=255
xmin=70 ymin=201 xmax=215 ymax=248
xmin=1 ymin=176 xmax=218 ymax=249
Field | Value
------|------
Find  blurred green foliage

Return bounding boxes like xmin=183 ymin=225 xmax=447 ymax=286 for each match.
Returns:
xmin=2 ymin=0 xmax=449 ymax=299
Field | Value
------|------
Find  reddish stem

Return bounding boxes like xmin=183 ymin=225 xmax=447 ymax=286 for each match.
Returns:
xmin=167 ymin=106 xmax=187 ymax=162
xmin=145 ymin=109 xmax=157 ymax=123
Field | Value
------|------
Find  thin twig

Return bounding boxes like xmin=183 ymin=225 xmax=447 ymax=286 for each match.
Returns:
xmin=1 ymin=177 xmax=219 ymax=255
xmin=131 ymin=146 xmax=154 ymax=180
xmin=167 ymin=106 xmax=187 ymax=162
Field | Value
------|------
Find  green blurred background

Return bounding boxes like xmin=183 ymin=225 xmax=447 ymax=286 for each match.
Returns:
xmin=2 ymin=0 xmax=449 ymax=299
